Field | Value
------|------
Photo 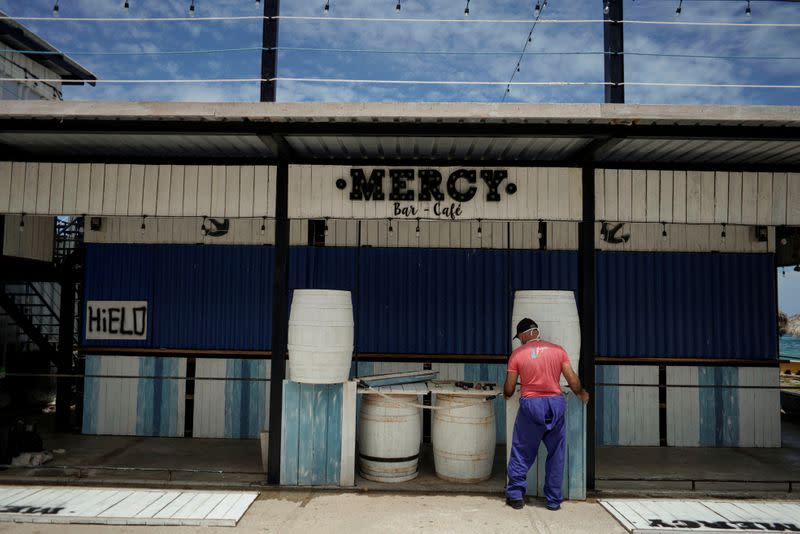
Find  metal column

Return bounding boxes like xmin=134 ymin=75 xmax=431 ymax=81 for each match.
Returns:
xmin=260 ymin=0 xmax=279 ymax=102
xmin=266 ymin=160 xmax=289 ymax=485
xmin=578 ymin=165 xmax=596 ymax=490
xmin=603 ymin=0 xmax=624 ymax=103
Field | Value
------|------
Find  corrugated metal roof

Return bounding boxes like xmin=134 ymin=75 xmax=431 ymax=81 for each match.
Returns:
xmin=3 ymin=102 xmax=799 ymax=168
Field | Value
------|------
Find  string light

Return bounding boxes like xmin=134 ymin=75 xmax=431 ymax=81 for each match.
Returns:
xmin=19 ymin=213 xmax=25 ymax=233
xmin=395 ymin=1 xmax=401 ymax=14
xmin=675 ymin=0 xmax=682 ymax=15
xmin=604 ymin=0 xmax=610 ymax=16
xmin=189 ymin=0 xmax=195 ymax=17
xmin=464 ymin=0 xmax=469 ymax=17
xmin=661 ymin=222 xmax=668 ymax=241
xmin=721 ymin=223 xmax=727 ymax=243
xmin=388 ymin=218 xmax=394 ymax=233
xmin=324 ymin=218 xmax=329 ymax=237
xmin=534 ymin=1 xmax=541 ymax=17
xmin=52 ymin=1 xmax=59 ymax=17
xmin=200 ymin=216 xmax=207 ymax=236
xmin=260 ymin=216 xmax=266 ymax=235
xmin=477 ymin=218 xmax=483 ymax=236
xmin=324 ymin=1 xmax=330 ymax=14
xmin=415 ymin=218 xmax=420 ymax=237
xmin=745 ymin=0 xmax=752 ymax=16
xmin=600 ymin=221 xmax=607 ymax=240
xmin=537 ymin=219 xmax=543 ymax=240
xmin=140 ymin=215 xmax=147 ymax=236
xmin=124 ymin=0 xmax=129 ymax=12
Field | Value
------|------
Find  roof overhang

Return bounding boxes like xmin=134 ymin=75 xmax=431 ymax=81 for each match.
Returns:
xmin=0 ymin=11 xmax=96 ymax=86
xmin=1 ymin=101 xmax=799 ymax=171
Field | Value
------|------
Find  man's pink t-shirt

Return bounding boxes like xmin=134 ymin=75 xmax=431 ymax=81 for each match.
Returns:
xmin=507 ymin=340 xmax=569 ymax=398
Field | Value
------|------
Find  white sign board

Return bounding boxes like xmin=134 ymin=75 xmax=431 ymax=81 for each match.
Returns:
xmin=85 ymin=301 xmax=148 ymax=340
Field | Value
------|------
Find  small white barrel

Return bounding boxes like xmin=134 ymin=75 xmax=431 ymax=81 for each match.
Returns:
xmin=512 ymin=290 xmax=581 ymax=386
xmin=358 ymin=394 xmax=422 ymax=483
xmin=287 ymin=289 xmax=354 ymax=384
xmin=432 ymin=394 xmax=496 ymax=483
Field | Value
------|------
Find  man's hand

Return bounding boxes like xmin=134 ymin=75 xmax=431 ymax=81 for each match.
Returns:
xmin=577 ymin=389 xmax=590 ymax=404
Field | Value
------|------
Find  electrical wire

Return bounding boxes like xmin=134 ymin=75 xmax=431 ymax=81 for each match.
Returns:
xmin=3 ymin=14 xmax=800 ymax=27
xmin=4 ymin=77 xmax=800 ymax=89
xmin=502 ymin=0 xmax=548 ymax=102
xmin=5 ymin=47 xmax=800 ymax=62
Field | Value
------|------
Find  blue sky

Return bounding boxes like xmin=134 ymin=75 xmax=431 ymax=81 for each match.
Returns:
xmin=1 ymin=0 xmax=800 ymax=104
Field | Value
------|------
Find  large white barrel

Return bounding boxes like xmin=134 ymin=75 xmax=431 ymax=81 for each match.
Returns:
xmin=512 ymin=290 xmax=581 ymax=386
xmin=287 ymin=289 xmax=354 ymax=384
xmin=432 ymin=394 xmax=496 ymax=483
xmin=358 ymin=395 xmax=422 ymax=483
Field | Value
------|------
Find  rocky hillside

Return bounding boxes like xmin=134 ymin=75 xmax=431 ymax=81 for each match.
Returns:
xmin=780 ymin=312 xmax=800 ymax=337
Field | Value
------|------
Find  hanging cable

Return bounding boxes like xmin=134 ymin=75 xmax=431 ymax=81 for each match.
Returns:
xmin=501 ymin=0 xmax=548 ymax=101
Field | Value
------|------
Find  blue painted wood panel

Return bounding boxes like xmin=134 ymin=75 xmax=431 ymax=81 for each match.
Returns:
xmin=82 ymin=355 xmax=185 ymax=437
xmin=595 ymin=365 xmax=659 ymax=446
xmin=281 ymin=380 xmax=353 ymax=486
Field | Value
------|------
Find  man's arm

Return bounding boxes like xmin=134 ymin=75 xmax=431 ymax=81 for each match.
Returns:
xmin=561 ymin=362 xmax=589 ymax=403
xmin=504 ymin=371 xmax=519 ymax=398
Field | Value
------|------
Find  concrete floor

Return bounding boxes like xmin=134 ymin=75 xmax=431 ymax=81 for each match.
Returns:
xmin=0 ymin=492 xmax=628 ymax=534
xmin=0 ymin=416 xmax=796 ymax=496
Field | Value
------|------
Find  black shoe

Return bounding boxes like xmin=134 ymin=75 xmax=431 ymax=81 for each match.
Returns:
xmin=506 ymin=498 xmax=524 ymax=510
xmin=545 ymin=503 xmax=561 ymax=511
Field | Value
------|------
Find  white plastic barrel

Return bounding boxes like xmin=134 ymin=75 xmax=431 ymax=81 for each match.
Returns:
xmin=432 ymin=394 xmax=496 ymax=483
xmin=287 ymin=289 xmax=354 ymax=384
xmin=512 ymin=290 xmax=581 ymax=385
xmin=358 ymin=395 xmax=422 ymax=483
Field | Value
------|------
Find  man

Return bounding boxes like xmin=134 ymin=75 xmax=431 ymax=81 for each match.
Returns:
xmin=503 ymin=317 xmax=589 ymax=511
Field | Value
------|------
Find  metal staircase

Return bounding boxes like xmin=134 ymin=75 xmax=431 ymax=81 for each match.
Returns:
xmin=0 ymin=281 xmax=62 ymax=358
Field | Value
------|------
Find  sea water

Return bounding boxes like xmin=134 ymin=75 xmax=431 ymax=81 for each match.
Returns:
xmin=781 ymin=335 xmax=800 ymax=360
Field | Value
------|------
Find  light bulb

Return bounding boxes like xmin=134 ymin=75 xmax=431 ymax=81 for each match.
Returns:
xmin=124 ymin=0 xmax=129 ymax=11
xmin=464 ymin=6 xmax=469 ymax=16
xmin=140 ymin=216 xmax=146 ymax=236
xmin=604 ymin=1 xmax=610 ymax=15
xmin=675 ymin=0 xmax=682 ymax=15
xmin=661 ymin=223 xmax=667 ymax=241
xmin=388 ymin=219 xmax=393 ymax=233
xmin=19 ymin=216 xmax=25 ymax=233
xmin=534 ymin=2 xmax=541 ymax=16
xmin=745 ymin=1 xmax=751 ymax=16
xmin=189 ymin=1 xmax=195 ymax=16
xmin=260 ymin=218 xmax=266 ymax=235
xmin=324 ymin=1 xmax=329 ymax=14
xmin=52 ymin=1 xmax=59 ymax=17
xmin=395 ymin=2 xmax=401 ymax=13
xmin=721 ymin=225 xmax=727 ymax=243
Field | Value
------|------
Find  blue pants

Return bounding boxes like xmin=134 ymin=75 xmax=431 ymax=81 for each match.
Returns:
xmin=506 ymin=395 xmax=566 ymax=506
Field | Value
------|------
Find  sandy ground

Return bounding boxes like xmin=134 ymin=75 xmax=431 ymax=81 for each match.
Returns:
xmin=0 ymin=492 xmax=627 ymax=534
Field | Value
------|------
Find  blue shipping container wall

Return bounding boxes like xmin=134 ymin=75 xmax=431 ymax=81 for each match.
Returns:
xmin=596 ymin=252 xmax=777 ymax=360
xmin=84 ymin=244 xmax=577 ymax=356
xmin=83 ymin=244 xmax=274 ymax=350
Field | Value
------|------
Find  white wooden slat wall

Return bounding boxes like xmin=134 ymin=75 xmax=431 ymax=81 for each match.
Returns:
xmin=0 ymin=163 xmax=277 ymax=218
xmin=596 ymin=169 xmax=800 ymax=225
xmin=594 ymin=222 xmax=775 ymax=253
xmin=85 ymin=217 xmax=579 ymax=250
xmin=85 ymin=217 xmax=277 ymax=246
xmin=666 ymin=366 xmax=701 ymax=447
xmin=2 ymin=215 xmax=54 ymax=262
xmin=616 ymin=366 xmax=660 ymax=447
xmin=287 ymin=166 xmax=582 ymax=221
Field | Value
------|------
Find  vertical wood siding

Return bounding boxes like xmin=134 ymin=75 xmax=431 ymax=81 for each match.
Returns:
xmin=595 ymin=365 xmax=659 ymax=446
xmin=280 ymin=380 xmax=357 ymax=487
xmin=82 ymin=355 xmax=186 ymax=437
xmin=666 ymin=366 xmax=780 ymax=447
xmin=2 ymin=215 xmax=54 ymax=262
xmin=0 ymin=163 xmax=277 ymax=217
xmin=192 ymin=358 xmax=270 ymax=439
xmin=596 ymin=169 xmax=800 ymax=225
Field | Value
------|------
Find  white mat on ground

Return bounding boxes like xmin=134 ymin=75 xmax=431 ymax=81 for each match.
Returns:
xmin=0 ymin=486 xmax=258 ymax=526
xmin=601 ymin=500 xmax=800 ymax=533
